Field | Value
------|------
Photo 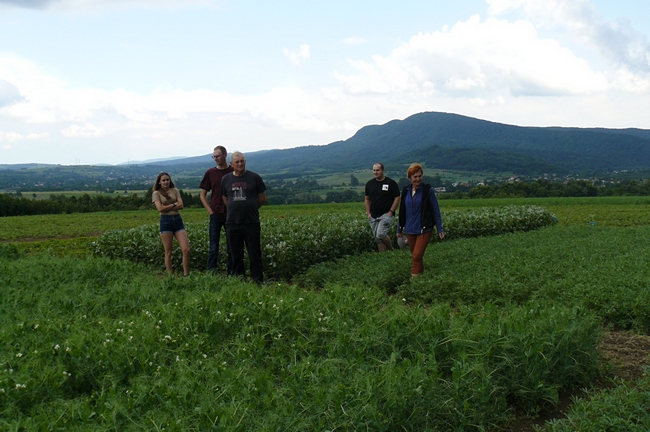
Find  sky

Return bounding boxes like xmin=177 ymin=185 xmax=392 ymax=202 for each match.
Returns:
xmin=1 ymin=0 xmax=650 ymax=166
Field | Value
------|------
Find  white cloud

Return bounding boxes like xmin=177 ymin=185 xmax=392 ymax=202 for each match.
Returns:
xmin=333 ymin=14 xmax=608 ymax=98
xmin=0 ymin=53 xmax=346 ymax=141
xmin=283 ymin=44 xmax=311 ymax=66
xmin=0 ymin=79 xmax=24 ymax=107
xmin=0 ymin=131 xmax=48 ymax=141
xmin=61 ymin=123 xmax=104 ymax=137
xmin=487 ymin=0 xmax=650 ymax=76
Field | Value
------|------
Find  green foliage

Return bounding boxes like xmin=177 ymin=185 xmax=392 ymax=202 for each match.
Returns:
xmin=14 ymin=237 xmax=95 ymax=258
xmin=0 ymin=209 xmax=205 ymax=242
xmin=0 ymin=243 xmax=21 ymax=260
xmin=324 ymin=189 xmax=363 ymax=203
xmin=397 ymin=144 xmax=560 ymax=174
xmin=0 ymin=255 xmax=603 ymax=430
xmin=0 ymin=189 xmax=202 ymax=217
xmin=541 ymin=374 xmax=650 ymax=431
xmin=91 ymin=214 xmax=376 ymax=279
xmin=441 ymin=205 xmax=556 ymax=240
xmin=298 ymin=225 xmax=650 ymax=332
xmin=91 ymin=206 xmax=555 ymax=280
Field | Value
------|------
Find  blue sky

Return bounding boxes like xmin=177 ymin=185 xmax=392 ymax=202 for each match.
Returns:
xmin=1 ymin=0 xmax=649 ymax=165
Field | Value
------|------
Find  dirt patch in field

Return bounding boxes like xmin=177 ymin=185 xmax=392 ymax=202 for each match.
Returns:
xmin=508 ymin=330 xmax=650 ymax=431
xmin=599 ymin=330 xmax=650 ymax=381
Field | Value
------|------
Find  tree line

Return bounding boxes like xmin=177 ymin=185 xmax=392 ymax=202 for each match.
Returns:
xmin=0 ymin=189 xmax=202 ymax=217
xmin=451 ymin=179 xmax=650 ymax=199
xmin=3 ymin=178 xmax=650 ymax=217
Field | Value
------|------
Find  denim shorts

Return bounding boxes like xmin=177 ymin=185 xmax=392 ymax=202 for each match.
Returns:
xmin=368 ymin=213 xmax=394 ymax=242
xmin=160 ymin=214 xmax=186 ymax=234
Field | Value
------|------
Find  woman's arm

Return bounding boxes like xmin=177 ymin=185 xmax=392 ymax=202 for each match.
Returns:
xmin=174 ymin=189 xmax=184 ymax=210
xmin=153 ymin=199 xmax=177 ymax=213
xmin=152 ymin=191 xmax=180 ymax=212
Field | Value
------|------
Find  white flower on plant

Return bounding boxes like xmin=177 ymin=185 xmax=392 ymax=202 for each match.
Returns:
xmin=15 ymin=353 xmax=22 ymax=358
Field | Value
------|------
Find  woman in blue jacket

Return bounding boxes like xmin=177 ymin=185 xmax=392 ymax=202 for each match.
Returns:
xmin=397 ymin=163 xmax=445 ymax=277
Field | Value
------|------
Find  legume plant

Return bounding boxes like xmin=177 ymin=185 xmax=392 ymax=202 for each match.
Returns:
xmin=91 ymin=205 xmax=555 ymax=280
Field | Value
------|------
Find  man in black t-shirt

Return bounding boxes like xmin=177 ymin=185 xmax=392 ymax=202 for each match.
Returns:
xmin=221 ymin=151 xmax=267 ymax=283
xmin=364 ymin=163 xmax=400 ymax=252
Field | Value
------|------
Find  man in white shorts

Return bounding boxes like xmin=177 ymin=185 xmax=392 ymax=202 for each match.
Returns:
xmin=364 ymin=163 xmax=400 ymax=252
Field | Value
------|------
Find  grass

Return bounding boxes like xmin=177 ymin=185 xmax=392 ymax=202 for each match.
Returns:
xmin=1 ymin=196 xmax=650 ymax=429
xmin=4 ymin=196 xmax=650 ymax=244
xmin=296 ymin=224 xmax=650 ymax=331
xmin=0 ymin=256 xmax=603 ymax=431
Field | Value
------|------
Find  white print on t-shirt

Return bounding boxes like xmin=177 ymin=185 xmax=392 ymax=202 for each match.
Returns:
xmin=382 ymin=184 xmax=389 ymax=191
xmin=232 ymin=182 xmax=246 ymax=201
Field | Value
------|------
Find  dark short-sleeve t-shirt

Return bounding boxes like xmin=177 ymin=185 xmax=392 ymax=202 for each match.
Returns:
xmin=365 ymin=176 xmax=400 ymax=218
xmin=199 ymin=166 xmax=234 ymax=215
xmin=221 ymin=171 xmax=266 ymax=225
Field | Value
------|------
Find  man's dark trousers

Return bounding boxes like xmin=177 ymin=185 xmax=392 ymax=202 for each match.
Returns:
xmin=226 ymin=223 xmax=263 ymax=283
xmin=208 ymin=213 xmax=232 ymax=273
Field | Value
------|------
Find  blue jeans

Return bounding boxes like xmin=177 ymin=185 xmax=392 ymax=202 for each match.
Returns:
xmin=226 ymin=223 xmax=263 ymax=284
xmin=159 ymin=214 xmax=185 ymax=234
xmin=207 ymin=213 xmax=232 ymax=273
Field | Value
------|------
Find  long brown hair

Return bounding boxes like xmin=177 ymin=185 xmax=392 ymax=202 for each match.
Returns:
xmin=154 ymin=172 xmax=175 ymax=198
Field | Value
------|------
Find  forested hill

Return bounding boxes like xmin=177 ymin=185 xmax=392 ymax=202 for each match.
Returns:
xmin=3 ymin=112 xmax=650 ymax=187
xmin=244 ymin=112 xmax=650 ymax=175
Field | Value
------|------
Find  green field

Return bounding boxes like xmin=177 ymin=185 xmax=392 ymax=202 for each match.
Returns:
xmin=4 ymin=196 xmax=650 ymax=244
xmin=1 ymin=197 xmax=649 ymax=430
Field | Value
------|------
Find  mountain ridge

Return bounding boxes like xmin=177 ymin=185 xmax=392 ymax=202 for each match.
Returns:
xmin=3 ymin=112 xmax=650 ymax=178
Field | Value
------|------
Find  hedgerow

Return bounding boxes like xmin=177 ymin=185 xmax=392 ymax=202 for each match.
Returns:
xmin=90 ymin=205 xmax=555 ymax=280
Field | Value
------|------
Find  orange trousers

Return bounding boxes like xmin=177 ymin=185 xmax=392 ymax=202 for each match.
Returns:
xmin=406 ymin=232 xmax=432 ymax=275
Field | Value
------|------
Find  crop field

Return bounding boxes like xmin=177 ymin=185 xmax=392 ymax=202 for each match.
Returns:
xmin=1 ymin=196 xmax=649 ymax=431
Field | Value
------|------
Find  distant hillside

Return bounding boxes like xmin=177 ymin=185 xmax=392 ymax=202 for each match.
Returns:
xmin=243 ymin=112 xmax=650 ymax=175
xmin=3 ymin=112 xmax=650 ymax=191
xmin=0 ymin=163 xmax=56 ymax=171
